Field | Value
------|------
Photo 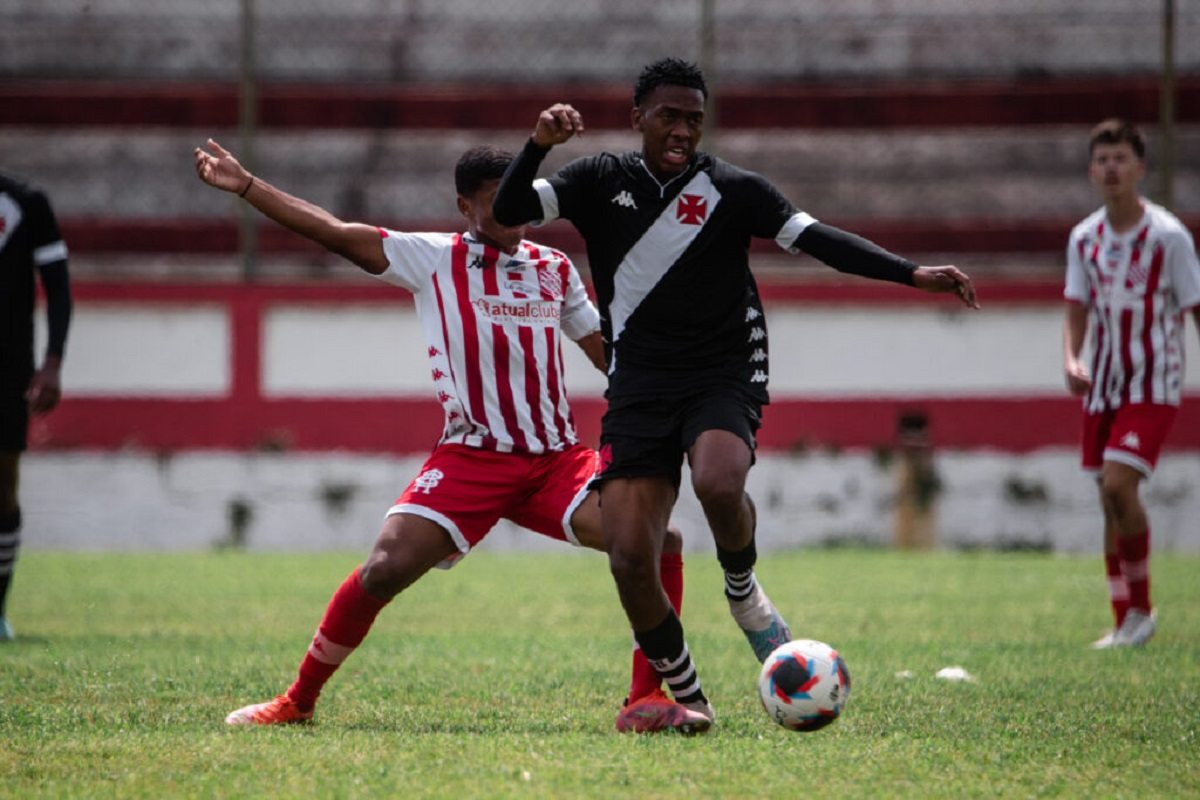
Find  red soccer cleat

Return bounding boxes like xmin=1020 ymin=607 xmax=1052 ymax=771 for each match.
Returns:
xmin=224 ymin=694 xmax=314 ymax=726
xmin=614 ymin=689 xmax=713 ymax=735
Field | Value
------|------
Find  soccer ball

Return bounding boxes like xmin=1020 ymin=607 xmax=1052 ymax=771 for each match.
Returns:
xmin=757 ymin=639 xmax=851 ymax=731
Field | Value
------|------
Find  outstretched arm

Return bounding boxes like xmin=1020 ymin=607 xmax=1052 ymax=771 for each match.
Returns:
xmin=194 ymin=139 xmax=388 ymax=275
xmin=493 ymin=104 xmax=585 ymax=226
xmin=794 ymin=223 xmax=978 ymax=309
xmin=1063 ymin=301 xmax=1091 ymax=396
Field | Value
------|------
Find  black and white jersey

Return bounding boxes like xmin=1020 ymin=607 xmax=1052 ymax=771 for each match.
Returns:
xmin=0 ymin=172 xmax=69 ymax=377
xmin=532 ymin=150 xmax=815 ymax=401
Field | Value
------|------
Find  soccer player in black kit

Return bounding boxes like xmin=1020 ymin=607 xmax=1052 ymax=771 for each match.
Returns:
xmin=494 ymin=58 xmax=978 ymax=727
xmin=0 ymin=171 xmax=72 ymax=642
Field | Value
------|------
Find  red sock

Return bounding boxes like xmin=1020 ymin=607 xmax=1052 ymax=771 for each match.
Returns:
xmin=1104 ymin=552 xmax=1130 ymax=627
xmin=286 ymin=568 xmax=389 ymax=711
xmin=1118 ymin=529 xmax=1151 ymax=612
xmin=627 ymin=552 xmax=685 ymax=703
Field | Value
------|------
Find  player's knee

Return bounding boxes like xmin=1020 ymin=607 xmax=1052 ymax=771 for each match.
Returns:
xmin=608 ymin=544 xmax=656 ymax=592
xmin=1099 ymin=474 xmax=1140 ymax=518
xmin=359 ymin=550 xmax=410 ymax=600
xmin=690 ymin=472 xmax=743 ymax=513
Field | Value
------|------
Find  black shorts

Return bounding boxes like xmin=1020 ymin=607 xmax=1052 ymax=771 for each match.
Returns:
xmin=0 ymin=384 xmax=30 ymax=453
xmin=595 ymin=388 xmax=762 ymax=491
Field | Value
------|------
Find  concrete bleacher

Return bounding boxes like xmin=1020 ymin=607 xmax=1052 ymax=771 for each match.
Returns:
xmin=6 ymin=127 xmax=1198 ymax=224
xmin=1 ymin=0 xmax=1197 ymax=279
xmin=3 ymin=0 xmax=1196 ymax=82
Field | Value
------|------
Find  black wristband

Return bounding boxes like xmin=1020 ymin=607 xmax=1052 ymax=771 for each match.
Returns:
xmin=238 ymin=176 xmax=255 ymax=197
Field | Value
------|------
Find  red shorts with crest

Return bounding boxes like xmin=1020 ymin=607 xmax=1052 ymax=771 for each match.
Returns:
xmin=387 ymin=442 xmax=599 ymax=568
xmin=1081 ymin=403 xmax=1177 ymax=477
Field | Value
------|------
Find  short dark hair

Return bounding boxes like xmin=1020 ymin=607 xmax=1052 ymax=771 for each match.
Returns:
xmin=633 ymin=57 xmax=708 ymax=107
xmin=1089 ymin=118 xmax=1146 ymax=160
xmin=454 ymin=145 xmax=514 ymax=196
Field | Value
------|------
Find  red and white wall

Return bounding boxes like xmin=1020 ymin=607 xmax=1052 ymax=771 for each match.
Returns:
xmin=23 ymin=279 xmax=1200 ymax=554
xmin=31 ymin=280 xmax=1200 ymax=453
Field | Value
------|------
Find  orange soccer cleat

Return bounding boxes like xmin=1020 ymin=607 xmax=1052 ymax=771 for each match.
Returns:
xmin=224 ymin=694 xmax=314 ymax=726
xmin=614 ymin=689 xmax=713 ymax=735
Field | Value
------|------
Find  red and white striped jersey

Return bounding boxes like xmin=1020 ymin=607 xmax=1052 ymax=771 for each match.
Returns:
xmin=1065 ymin=201 xmax=1200 ymax=412
xmin=375 ymin=230 xmax=601 ymax=453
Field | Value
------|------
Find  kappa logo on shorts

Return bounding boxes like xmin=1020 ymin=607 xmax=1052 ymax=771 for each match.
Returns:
xmin=1120 ymin=431 xmax=1141 ymax=451
xmin=413 ymin=468 xmax=445 ymax=494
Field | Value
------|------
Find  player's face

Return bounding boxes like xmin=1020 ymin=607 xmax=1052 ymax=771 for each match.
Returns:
xmin=632 ymin=85 xmax=705 ymax=180
xmin=459 ymin=179 xmax=526 ymax=253
xmin=1088 ymin=142 xmax=1145 ymax=202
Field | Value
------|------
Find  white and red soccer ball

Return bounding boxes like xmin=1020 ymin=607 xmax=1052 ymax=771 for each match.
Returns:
xmin=757 ymin=639 xmax=851 ymax=731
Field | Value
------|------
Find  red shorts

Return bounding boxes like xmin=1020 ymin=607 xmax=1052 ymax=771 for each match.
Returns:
xmin=1082 ymin=403 xmax=1178 ymax=477
xmin=387 ymin=442 xmax=599 ymax=568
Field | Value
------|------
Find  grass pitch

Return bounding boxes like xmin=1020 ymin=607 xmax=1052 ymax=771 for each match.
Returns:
xmin=2 ymin=548 xmax=1198 ymax=798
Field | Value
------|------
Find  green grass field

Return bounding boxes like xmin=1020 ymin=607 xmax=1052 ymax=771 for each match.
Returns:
xmin=2 ymin=548 xmax=1197 ymax=799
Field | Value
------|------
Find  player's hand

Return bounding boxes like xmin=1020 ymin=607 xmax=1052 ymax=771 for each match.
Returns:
xmin=194 ymin=138 xmax=253 ymax=194
xmin=912 ymin=265 xmax=979 ymax=309
xmin=532 ymin=104 xmax=585 ymax=148
xmin=26 ymin=362 xmax=62 ymax=415
xmin=1064 ymin=359 xmax=1092 ymax=396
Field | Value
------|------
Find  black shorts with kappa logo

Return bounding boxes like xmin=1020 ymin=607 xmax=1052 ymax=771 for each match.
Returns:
xmin=594 ymin=386 xmax=762 ymax=492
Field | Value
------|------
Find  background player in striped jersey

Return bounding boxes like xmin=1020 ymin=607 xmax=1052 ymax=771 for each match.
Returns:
xmin=494 ymin=58 xmax=977 ymax=726
xmin=195 ymin=140 xmax=708 ymax=734
xmin=1063 ymin=119 xmax=1200 ymax=649
xmin=0 ymin=171 xmax=72 ymax=643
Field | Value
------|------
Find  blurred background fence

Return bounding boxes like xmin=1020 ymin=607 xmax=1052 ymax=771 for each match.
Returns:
xmin=2 ymin=0 xmax=1197 ymax=281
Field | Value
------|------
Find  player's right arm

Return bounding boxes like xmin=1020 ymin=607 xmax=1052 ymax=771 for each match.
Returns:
xmin=493 ymin=104 xmax=585 ymax=227
xmin=1063 ymin=302 xmax=1091 ymax=396
xmin=1062 ymin=228 xmax=1092 ymax=396
xmin=194 ymin=139 xmax=388 ymax=275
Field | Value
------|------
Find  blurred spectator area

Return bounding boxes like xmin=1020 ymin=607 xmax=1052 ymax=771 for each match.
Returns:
xmin=2 ymin=0 xmax=1198 ymax=283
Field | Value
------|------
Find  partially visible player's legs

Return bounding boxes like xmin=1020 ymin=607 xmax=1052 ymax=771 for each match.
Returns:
xmin=624 ymin=529 xmax=684 ymax=704
xmin=689 ymin=429 xmax=791 ymax=663
xmin=1099 ymin=461 xmax=1155 ymax=646
xmin=1091 ymin=480 xmax=1130 ymax=648
xmin=0 ymin=452 xmax=21 ymax=642
xmin=602 ymin=476 xmax=713 ymax=731
xmin=527 ymin=446 xmax=691 ymax=708
xmin=559 ymin=477 xmax=697 ymax=731
xmin=225 ymin=512 xmax=458 ymax=726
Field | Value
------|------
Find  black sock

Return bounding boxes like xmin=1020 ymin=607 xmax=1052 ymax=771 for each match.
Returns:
xmin=634 ymin=610 xmax=707 ymax=706
xmin=717 ymin=540 xmax=758 ymax=601
xmin=0 ymin=507 xmax=21 ymax=618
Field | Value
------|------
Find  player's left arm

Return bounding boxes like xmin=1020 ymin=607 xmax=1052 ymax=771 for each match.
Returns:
xmin=27 ymin=191 xmax=72 ymax=415
xmin=559 ymin=259 xmax=605 ymax=372
xmin=574 ymin=331 xmax=607 ymax=373
xmin=750 ymin=173 xmax=978 ymax=308
xmin=794 ymin=223 xmax=979 ymax=309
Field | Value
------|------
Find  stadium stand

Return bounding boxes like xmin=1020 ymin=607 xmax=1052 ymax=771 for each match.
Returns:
xmin=1 ymin=0 xmax=1196 ymax=280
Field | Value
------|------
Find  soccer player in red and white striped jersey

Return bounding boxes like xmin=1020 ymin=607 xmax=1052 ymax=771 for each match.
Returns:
xmin=194 ymin=140 xmax=706 ymax=733
xmin=1063 ymin=119 xmax=1200 ymax=648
